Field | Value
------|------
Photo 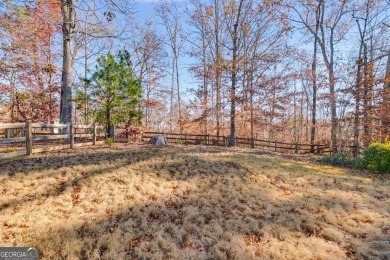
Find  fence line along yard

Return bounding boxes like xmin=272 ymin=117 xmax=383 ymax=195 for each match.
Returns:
xmin=1 ymin=122 xmax=331 ymax=161
xmin=0 ymin=120 xmax=105 ymax=160
xmin=142 ymin=131 xmax=331 ymax=155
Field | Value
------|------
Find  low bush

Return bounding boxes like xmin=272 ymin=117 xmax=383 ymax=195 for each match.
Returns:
xmin=106 ymin=137 xmax=114 ymax=147
xmin=317 ymin=153 xmax=364 ymax=169
xmin=362 ymin=142 xmax=390 ymax=173
xmin=175 ymin=139 xmax=184 ymax=145
xmin=317 ymin=141 xmax=390 ymax=173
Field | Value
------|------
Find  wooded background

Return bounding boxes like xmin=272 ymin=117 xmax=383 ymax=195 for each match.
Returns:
xmin=0 ymin=0 xmax=389 ymax=154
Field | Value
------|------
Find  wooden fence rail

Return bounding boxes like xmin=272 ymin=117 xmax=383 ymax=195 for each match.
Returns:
xmin=1 ymin=123 xmax=332 ymax=161
xmin=0 ymin=121 xmax=105 ymax=160
xmin=142 ymin=131 xmax=331 ymax=155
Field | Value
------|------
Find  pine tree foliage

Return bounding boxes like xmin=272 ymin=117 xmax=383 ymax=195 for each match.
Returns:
xmin=84 ymin=51 xmax=142 ymax=135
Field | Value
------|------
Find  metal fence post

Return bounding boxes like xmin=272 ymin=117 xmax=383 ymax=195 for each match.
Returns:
xmin=26 ymin=120 xmax=32 ymax=156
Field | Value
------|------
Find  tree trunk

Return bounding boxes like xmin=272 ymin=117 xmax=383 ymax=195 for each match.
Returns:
xmin=269 ymin=68 xmax=277 ymax=141
xmin=383 ymin=51 xmax=390 ymax=137
xmin=106 ymin=104 xmax=111 ymax=137
xmin=229 ymin=0 xmax=244 ymax=147
xmin=174 ymin=49 xmax=182 ymax=133
xmin=385 ymin=51 xmax=390 ymax=90
xmin=353 ymin=12 xmax=369 ymax=155
xmin=329 ymin=29 xmax=337 ymax=154
xmin=84 ymin=19 xmax=89 ymax=125
xmin=170 ymin=59 xmax=174 ymax=132
xmin=216 ymin=61 xmax=221 ymax=138
xmin=229 ymin=21 xmax=238 ymax=147
xmin=353 ymin=51 xmax=363 ymax=156
xmin=60 ymin=0 xmax=74 ymax=124
xmin=214 ymin=0 xmax=221 ymax=138
xmin=48 ymin=26 xmax=54 ymax=124
xmin=250 ymin=70 xmax=254 ymax=148
xmin=311 ymin=4 xmax=320 ymax=152
xmin=293 ymin=80 xmax=297 ymax=143
xmin=363 ymin=43 xmax=371 ymax=148
xmin=202 ymin=21 xmax=208 ymax=135
xmin=318 ymin=9 xmax=336 ymax=153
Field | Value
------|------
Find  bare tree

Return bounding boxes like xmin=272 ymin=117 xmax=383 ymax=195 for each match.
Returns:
xmin=226 ymin=0 xmax=244 ymax=146
xmin=60 ymin=0 xmax=75 ymax=124
xmin=383 ymin=51 xmax=390 ymax=134
xmin=129 ymin=21 xmax=167 ymax=129
xmin=156 ymin=0 xmax=184 ymax=133
xmin=59 ymin=0 xmax=134 ymax=124
xmin=287 ymin=0 xmax=351 ymax=153
xmin=214 ymin=0 xmax=223 ymax=138
xmin=310 ymin=1 xmax=321 ymax=152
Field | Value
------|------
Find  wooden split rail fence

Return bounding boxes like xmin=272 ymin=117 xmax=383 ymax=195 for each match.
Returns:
xmin=142 ymin=132 xmax=331 ymax=155
xmin=0 ymin=120 xmax=105 ymax=160
xmin=1 ymin=123 xmax=331 ymax=161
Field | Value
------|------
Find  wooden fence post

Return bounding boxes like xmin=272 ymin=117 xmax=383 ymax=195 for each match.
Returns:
xmin=184 ymin=133 xmax=187 ymax=144
xmin=25 ymin=120 xmax=32 ymax=156
xmin=70 ymin=123 xmax=74 ymax=149
xmin=92 ymin=124 xmax=96 ymax=145
xmin=207 ymin=134 xmax=210 ymax=145
xmin=274 ymin=141 xmax=277 ymax=152
xmin=317 ymin=145 xmax=320 ymax=155
xmin=295 ymin=143 xmax=298 ymax=154
xmin=236 ymin=137 xmax=238 ymax=147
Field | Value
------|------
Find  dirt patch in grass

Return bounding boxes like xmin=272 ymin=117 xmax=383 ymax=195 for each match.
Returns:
xmin=0 ymin=144 xmax=389 ymax=259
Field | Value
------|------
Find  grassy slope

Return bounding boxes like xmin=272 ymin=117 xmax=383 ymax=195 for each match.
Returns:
xmin=0 ymin=144 xmax=389 ymax=259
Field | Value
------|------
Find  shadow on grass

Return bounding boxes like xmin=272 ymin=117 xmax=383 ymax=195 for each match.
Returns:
xmin=0 ymin=148 xmax=166 ymax=212
xmin=0 ymin=147 xmax=164 ymax=175
xmin=29 ymin=166 xmax=389 ymax=259
xmin=1 ymin=146 xmax=389 ymax=259
xmin=14 ymin=154 xmax=389 ymax=259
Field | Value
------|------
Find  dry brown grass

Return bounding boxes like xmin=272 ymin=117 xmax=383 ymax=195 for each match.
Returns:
xmin=0 ymin=144 xmax=389 ymax=259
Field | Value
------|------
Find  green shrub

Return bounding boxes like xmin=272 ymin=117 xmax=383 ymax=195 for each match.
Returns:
xmin=317 ymin=141 xmax=390 ymax=173
xmin=317 ymin=153 xmax=364 ymax=168
xmin=106 ymin=137 xmax=114 ymax=147
xmin=362 ymin=142 xmax=390 ymax=173
xmin=175 ymin=139 xmax=184 ymax=145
